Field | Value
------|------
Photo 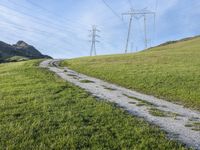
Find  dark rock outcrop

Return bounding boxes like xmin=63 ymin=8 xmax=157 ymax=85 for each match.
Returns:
xmin=0 ymin=40 xmax=52 ymax=62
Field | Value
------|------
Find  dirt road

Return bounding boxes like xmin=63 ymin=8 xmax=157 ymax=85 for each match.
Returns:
xmin=40 ymin=59 xmax=200 ymax=149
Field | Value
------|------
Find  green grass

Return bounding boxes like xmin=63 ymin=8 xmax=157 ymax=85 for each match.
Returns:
xmin=62 ymin=36 xmax=200 ymax=111
xmin=148 ymin=108 xmax=179 ymax=118
xmin=185 ymin=122 xmax=200 ymax=131
xmin=0 ymin=60 xmax=188 ymax=149
xmin=149 ymin=108 xmax=167 ymax=117
xmin=80 ymin=79 xmax=94 ymax=83
xmin=123 ymin=94 xmax=156 ymax=107
xmin=103 ymin=85 xmax=116 ymax=91
xmin=6 ymin=56 xmax=29 ymax=62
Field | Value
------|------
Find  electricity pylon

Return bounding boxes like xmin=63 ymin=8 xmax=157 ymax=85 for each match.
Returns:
xmin=89 ymin=25 xmax=100 ymax=56
xmin=122 ymin=9 xmax=155 ymax=53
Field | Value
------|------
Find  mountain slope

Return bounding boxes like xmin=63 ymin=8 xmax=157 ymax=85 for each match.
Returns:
xmin=0 ymin=41 xmax=51 ymax=62
xmin=0 ymin=60 xmax=186 ymax=149
xmin=62 ymin=36 xmax=200 ymax=111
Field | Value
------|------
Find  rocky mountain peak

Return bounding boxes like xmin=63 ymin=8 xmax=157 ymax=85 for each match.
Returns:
xmin=0 ymin=40 xmax=52 ymax=62
xmin=14 ymin=41 xmax=30 ymax=49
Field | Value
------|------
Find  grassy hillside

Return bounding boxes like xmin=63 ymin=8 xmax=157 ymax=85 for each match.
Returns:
xmin=0 ymin=60 xmax=187 ymax=149
xmin=62 ymin=36 xmax=200 ymax=111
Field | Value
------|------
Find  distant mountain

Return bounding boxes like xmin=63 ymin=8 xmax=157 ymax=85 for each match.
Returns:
xmin=0 ymin=40 xmax=52 ymax=62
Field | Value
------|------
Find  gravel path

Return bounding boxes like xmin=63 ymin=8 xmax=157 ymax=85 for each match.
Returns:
xmin=40 ymin=59 xmax=200 ymax=149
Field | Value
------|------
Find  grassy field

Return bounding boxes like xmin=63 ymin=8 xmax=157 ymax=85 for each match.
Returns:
xmin=62 ymin=36 xmax=200 ymax=111
xmin=0 ymin=60 xmax=188 ymax=149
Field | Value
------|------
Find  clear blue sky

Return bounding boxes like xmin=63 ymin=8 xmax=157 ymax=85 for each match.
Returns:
xmin=0 ymin=0 xmax=199 ymax=58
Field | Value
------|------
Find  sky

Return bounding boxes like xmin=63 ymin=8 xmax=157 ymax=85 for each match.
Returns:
xmin=0 ymin=0 xmax=200 ymax=58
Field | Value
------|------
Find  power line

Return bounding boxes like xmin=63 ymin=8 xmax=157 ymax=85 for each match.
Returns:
xmin=101 ymin=0 xmax=124 ymax=23
xmin=155 ymin=0 xmax=158 ymax=12
xmin=7 ymin=0 xmax=87 ymax=29
xmin=0 ymin=20 xmax=74 ymax=46
xmin=0 ymin=4 xmax=90 ymax=48
xmin=0 ymin=2 xmax=85 ymax=33
xmin=0 ymin=3 xmax=87 ymax=41
xmin=153 ymin=0 xmax=158 ymax=46
xmin=0 ymin=11 xmax=80 ymax=43
xmin=0 ymin=21 xmax=88 ymax=55
xmin=25 ymin=0 xmax=55 ymax=14
xmin=0 ymin=1 xmax=92 ymax=55
xmin=24 ymin=0 xmax=88 ymax=29
xmin=127 ymin=0 xmax=134 ymax=9
xmin=0 ymin=4 xmax=67 ymax=31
